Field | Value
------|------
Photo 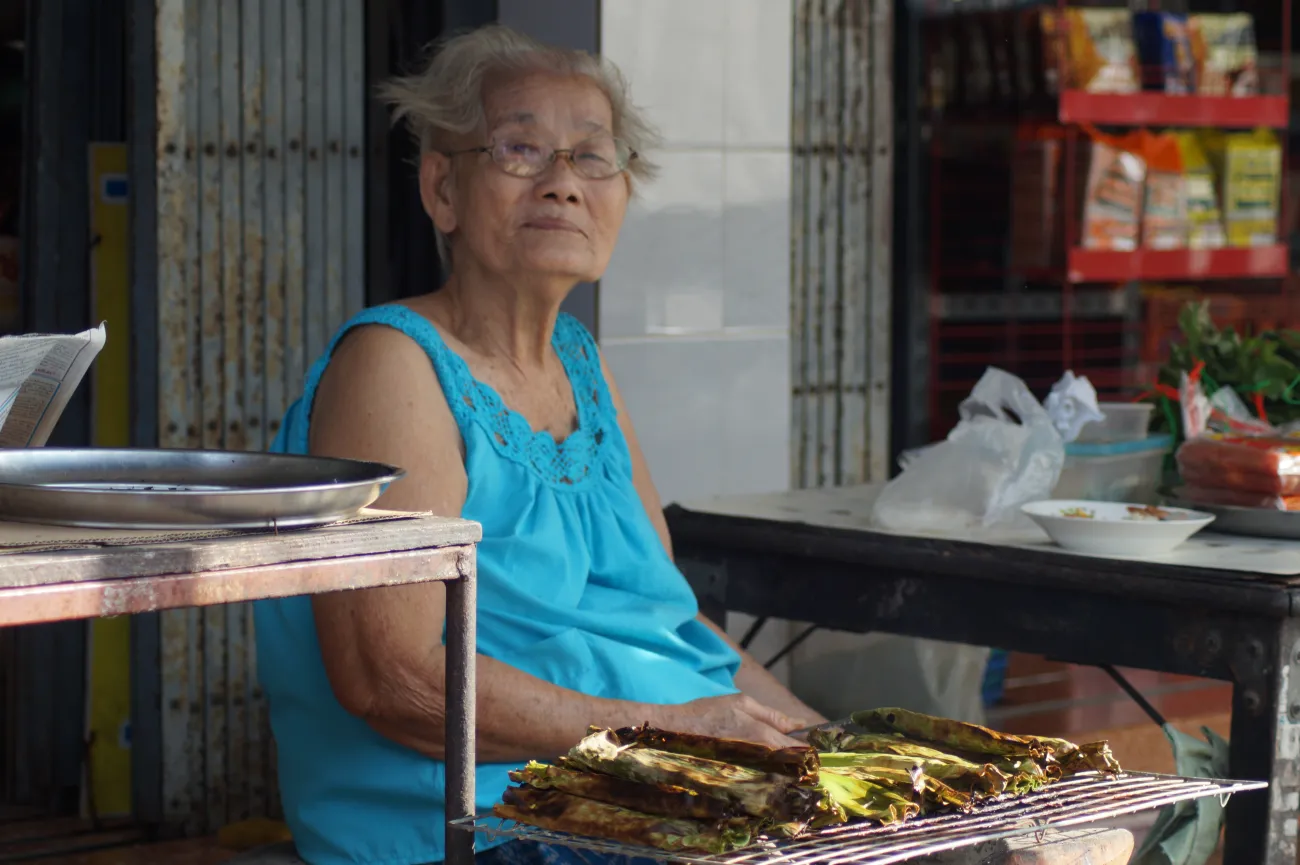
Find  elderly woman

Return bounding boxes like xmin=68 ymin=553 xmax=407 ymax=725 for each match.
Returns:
xmin=253 ymin=24 xmax=826 ymax=865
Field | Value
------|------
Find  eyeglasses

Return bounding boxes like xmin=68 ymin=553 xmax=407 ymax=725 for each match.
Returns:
xmin=447 ymin=135 xmax=637 ymax=180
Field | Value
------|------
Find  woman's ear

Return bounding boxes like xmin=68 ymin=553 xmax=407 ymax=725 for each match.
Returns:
xmin=419 ymin=152 xmax=458 ymax=237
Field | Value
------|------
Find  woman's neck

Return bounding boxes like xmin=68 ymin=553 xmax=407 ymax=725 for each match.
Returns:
xmin=435 ymin=270 xmax=570 ymax=370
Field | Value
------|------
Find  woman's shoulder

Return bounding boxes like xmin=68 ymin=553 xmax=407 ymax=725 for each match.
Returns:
xmin=333 ymin=302 xmax=448 ymax=353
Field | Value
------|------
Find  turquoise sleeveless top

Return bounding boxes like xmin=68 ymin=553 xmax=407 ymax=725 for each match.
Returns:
xmin=253 ymin=306 xmax=741 ymax=865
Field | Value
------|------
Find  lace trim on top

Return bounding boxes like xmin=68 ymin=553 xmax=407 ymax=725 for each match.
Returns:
xmin=443 ymin=313 xmax=614 ymax=489
xmin=309 ymin=307 xmax=615 ymax=491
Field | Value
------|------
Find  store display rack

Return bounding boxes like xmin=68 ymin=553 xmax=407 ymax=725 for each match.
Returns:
xmin=924 ymin=0 xmax=1293 ymax=440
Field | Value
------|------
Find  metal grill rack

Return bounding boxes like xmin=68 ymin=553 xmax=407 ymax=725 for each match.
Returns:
xmin=451 ymin=772 xmax=1265 ymax=865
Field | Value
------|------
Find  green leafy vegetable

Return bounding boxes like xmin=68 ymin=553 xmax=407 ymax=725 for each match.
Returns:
xmin=1153 ymin=300 xmax=1300 ymax=440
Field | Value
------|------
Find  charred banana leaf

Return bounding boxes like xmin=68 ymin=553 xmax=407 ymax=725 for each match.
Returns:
xmin=837 ymin=733 xmax=966 ymax=763
xmin=816 ymin=773 xmax=920 ymax=825
xmin=495 ymin=787 xmax=754 ymax=855
xmin=853 ymin=708 xmax=1070 ymax=760
xmin=612 ymin=725 xmax=819 ymax=783
xmin=510 ymin=762 xmax=734 ymax=821
xmin=562 ymin=729 xmax=825 ymax=822
xmin=1057 ymin=741 xmax=1122 ymax=776
xmin=991 ymin=757 xmax=1051 ymax=795
xmin=819 ymin=750 xmax=1009 ymax=796
xmin=821 ymin=765 xmax=973 ymax=813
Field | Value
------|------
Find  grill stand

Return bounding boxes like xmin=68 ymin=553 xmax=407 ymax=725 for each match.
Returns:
xmin=455 ymin=772 xmax=1264 ymax=865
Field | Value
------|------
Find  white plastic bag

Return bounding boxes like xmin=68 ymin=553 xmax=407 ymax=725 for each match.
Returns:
xmin=872 ymin=368 xmax=1065 ymax=535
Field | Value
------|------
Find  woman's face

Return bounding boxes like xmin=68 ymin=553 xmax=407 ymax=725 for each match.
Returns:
xmin=422 ymin=72 xmax=630 ymax=286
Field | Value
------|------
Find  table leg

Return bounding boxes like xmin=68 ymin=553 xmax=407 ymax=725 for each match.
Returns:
xmin=1224 ymin=621 xmax=1300 ymax=865
xmin=679 ymin=558 xmax=728 ymax=630
xmin=444 ymin=568 xmax=477 ymax=865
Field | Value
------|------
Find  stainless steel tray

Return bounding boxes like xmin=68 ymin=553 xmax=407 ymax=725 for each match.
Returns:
xmin=1166 ymin=495 xmax=1300 ymax=541
xmin=0 ymin=448 xmax=404 ymax=529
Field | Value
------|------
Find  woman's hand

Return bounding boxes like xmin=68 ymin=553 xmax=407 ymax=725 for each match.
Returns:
xmin=656 ymin=694 xmax=804 ymax=749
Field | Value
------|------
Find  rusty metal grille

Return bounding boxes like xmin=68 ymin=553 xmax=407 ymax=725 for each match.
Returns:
xmin=791 ymin=0 xmax=893 ymax=490
xmin=153 ymin=0 xmax=366 ymax=834
xmin=453 ymin=772 xmax=1265 ymax=865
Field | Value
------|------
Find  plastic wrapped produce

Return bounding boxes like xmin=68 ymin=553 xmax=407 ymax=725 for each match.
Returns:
xmin=1176 ymin=433 xmax=1300 ymax=496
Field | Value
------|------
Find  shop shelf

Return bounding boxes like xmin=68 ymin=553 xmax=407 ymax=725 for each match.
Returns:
xmin=1059 ymin=92 xmax=1289 ymax=129
xmin=1067 ymin=246 xmax=1289 ymax=284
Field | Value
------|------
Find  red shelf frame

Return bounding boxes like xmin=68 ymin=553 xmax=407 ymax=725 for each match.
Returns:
xmin=1059 ymin=92 xmax=1290 ymax=129
xmin=1067 ymin=246 xmax=1290 ymax=284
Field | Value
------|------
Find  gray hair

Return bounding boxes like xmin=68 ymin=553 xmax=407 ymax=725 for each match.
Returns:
xmin=377 ymin=25 xmax=661 ymax=268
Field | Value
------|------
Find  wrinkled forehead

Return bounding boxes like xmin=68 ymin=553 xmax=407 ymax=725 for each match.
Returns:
xmin=481 ymin=72 xmax=614 ymax=138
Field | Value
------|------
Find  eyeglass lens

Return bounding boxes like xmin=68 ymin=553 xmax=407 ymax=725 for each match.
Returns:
xmin=490 ymin=136 xmax=631 ymax=179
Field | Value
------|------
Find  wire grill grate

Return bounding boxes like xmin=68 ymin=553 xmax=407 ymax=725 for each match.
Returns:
xmin=451 ymin=772 xmax=1265 ymax=865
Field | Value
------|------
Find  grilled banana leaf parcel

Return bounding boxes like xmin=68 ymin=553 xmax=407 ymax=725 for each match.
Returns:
xmin=510 ymin=762 xmax=734 ymax=821
xmin=819 ymin=750 xmax=1010 ymax=796
xmin=494 ymin=787 xmax=754 ymax=855
xmin=852 ymin=708 xmax=1075 ymax=760
xmin=1058 ymin=741 xmax=1122 ymax=775
xmin=612 ymin=725 xmax=820 ymax=783
xmin=815 ymin=773 xmax=919 ymax=825
xmin=815 ymin=730 xmax=963 ymax=763
xmin=823 ymin=765 xmax=974 ymax=813
xmin=562 ymin=729 xmax=825 ymax=822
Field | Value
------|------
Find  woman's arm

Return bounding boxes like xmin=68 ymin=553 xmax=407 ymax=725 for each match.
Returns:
xmin=599 ymin=356 xmax=828 ymax=729
xmin=306 ymin=323 xmax=801 ymax=761
xmin=697 ymin=616 xmax=828 ymax=728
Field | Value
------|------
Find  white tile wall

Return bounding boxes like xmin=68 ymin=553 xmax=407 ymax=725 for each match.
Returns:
xmin=599 ymin=0 xmax=796 ymax=681
xmin=723 ymin=151 xmax=791 ymax=330
xmin=602 ymin=151 xmax=726 ymax=340
xmin=723 ymin=0 xmax=794 ymax=149
xmin=602 ymin=335 xmax=790 ymax=502
xmin=600 ymin=0 xmax=727 ymax=148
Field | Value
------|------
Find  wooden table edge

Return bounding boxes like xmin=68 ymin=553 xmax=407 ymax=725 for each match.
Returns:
xmin=0 ymin=544 xmax=476 ymax=626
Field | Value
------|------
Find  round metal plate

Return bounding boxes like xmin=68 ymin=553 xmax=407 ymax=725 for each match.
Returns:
xmin=1166 ymin=494 xmax=1300 ymax=541
xmin=0 ymin=448 xmax=405 ymax=529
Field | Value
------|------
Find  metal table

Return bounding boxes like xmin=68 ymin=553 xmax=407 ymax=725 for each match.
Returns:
xmin=0 ymin=511 xmax=479 ymax=865
xmin=666 ymin=485 xmax=1300 ymax=865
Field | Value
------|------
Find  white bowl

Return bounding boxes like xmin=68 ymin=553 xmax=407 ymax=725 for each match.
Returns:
xmin=1021 ymin=499 xmax=1215 ymax=557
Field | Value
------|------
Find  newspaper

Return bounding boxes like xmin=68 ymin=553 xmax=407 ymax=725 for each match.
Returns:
xmin=0 ymin=324 xmax=107 ymax=448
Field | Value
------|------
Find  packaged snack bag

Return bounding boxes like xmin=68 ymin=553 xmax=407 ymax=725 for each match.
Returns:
xmin=1176 ymin=433 xmax=1300 ymax=496
xmin=1081 ymin=128 xmax=1146 ymax=251
xmin=1203 ymin=129 xmax=1282 ymax=248
xmin=1189 ymin=13 xmax=1258 ymax=96
xmin=1133 ymin=11 xmax=1196 ymax=94
xmin=1042 ymin=8 xmax=1139 ymax=94
xmin=1140 ymin=131 xmax=1189 ymax=249
xmin=1174 ymin=132 xmax=1228 ymax=249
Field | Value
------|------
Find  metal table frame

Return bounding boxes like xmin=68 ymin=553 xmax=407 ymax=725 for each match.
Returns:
xmin=666 ymin=503 xmax=1295 ymax=865
xmin=0 ymin=516 xmax=479 ymax=865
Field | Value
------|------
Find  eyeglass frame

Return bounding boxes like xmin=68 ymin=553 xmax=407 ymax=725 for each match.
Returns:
xmin=442 ymin=135 xmax=638 ymax=180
